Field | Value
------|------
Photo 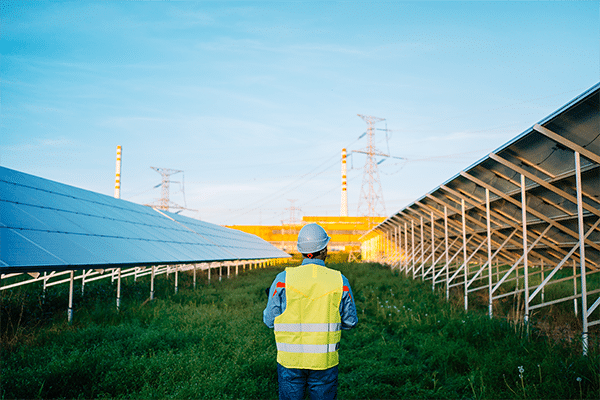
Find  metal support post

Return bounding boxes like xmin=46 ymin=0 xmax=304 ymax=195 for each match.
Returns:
xmin=42 ymin=272 xmax=48 ymax=301
xmin=150 ymin=266 xmax=155 ymax=300
xmin=193 ymin=264 xmax=197 ymax=289
xmin=540 ymin=259 xmax=545 ymax=303
xmin=411 ymin=220 xmax=415 ymax=278
xmin=573 ymin=259 xmax=578 ymax=317
xmin=444 ymin=206 xmax=449 ymax=301
xmin=81 ymin=269 xmax=86 ymax=296
xmin=390 ymin=229 xmax=394 ymax=266
xmin=575 ymin=152 xmax=589 ymax=355
xmin=385 ymin=232 xmax=388 ymax=263
xmin=431 ymin=212 xmax=435 ymax=290
xmin=521 ymin=174 xmax=530 ymax=326
xmin=175 ymin=265 xmax=179 ymax=294
xmin=420 ymin=216 xmax=424 ymax=280
xmin=486 ymin=189 xmax=493 ymax=318
xmin=395 ymin=226 xmax=399 ymax=269
xmin=462 ymin=199 xmax=468 ymax=310
xmin=68 ymin=270 xmax=74 ymax=324
xmin=404 ymin=222 xmax=408 ymax=273
xmin=117 ymin=268 xmax=122 ymax=310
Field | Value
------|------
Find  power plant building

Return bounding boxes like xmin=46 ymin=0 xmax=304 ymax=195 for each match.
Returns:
xmin=227 ymin=216 xmax=385 ymax=253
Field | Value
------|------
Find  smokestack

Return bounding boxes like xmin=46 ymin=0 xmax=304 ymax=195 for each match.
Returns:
xmin=341 ymin=148 xmax=348 ymax=216
xmin=114 ymin=145 xmax=122 ymax=199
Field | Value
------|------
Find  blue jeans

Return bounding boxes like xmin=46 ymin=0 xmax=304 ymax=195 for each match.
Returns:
xmin=277 ymin=363 xmax=338 ymax=400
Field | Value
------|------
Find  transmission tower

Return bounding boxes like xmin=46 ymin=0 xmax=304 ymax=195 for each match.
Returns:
xmin=148 ymin=167 xmax=194 ymax=212
xmin=354 ymin=115 xmax=406 ymax=227
xmin=355 ymin=114 xmax=387 ymax=222
xmin=284 ymin=199 xmax=302 ymax=225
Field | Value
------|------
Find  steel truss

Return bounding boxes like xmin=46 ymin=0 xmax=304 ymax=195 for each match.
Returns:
xmin=361 ymin=84 xmax=600 ymax=355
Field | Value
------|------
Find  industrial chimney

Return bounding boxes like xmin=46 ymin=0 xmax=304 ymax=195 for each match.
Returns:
xmin=340 ymin=148 xmax=348 ymax=216
xmin=114 ymin=145 xmax=122 ymax=199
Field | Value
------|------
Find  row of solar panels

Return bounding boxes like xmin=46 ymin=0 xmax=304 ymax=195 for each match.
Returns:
xmin=369 ymin=82 xmax=600 ymax=267
xmin=1 ymin=167 xmax=290 ymax=274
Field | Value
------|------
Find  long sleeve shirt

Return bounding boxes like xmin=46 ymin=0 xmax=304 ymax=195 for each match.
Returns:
xmin=263 ymin=258 xmax=358 ymax=330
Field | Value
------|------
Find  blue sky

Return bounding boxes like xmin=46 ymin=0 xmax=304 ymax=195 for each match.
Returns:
xmin=2 ymin=1 xmax=598 ymax=226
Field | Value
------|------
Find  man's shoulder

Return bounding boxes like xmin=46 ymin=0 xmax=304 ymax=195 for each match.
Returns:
xmin=321 ymin=264 xmax=343 ymax=280
xmin=272 ymin=270 xmax=286 ymax=282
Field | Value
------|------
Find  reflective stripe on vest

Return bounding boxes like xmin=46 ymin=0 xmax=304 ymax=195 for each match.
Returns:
xmin=276 ymin=343 xmax=339 ymax=353
xmin=274 ymin=264 xmax=343 ymax=370
xmin=274 ymin=323 xmax=341 ymax=332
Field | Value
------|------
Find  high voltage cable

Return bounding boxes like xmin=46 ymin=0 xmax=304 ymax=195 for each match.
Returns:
xmin=223 ymin=157 xmax=339 ymax=221
xmin=229 ymin=137 xmax=362 ymax=212
xmin=223 ymin=138 xmax=363 ymax=224
xmin=222 ymin=154 xmax=341 ymax=223
xmin=297 ymin=174 xmax=361 ymax=209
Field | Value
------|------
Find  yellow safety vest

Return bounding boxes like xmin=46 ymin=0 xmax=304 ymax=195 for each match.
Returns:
xmin=274 ymin=263 xmax=343 ymax=370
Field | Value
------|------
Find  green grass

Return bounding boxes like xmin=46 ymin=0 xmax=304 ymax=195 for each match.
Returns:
xmin=1 ymin=262 xmax=599 ymax=399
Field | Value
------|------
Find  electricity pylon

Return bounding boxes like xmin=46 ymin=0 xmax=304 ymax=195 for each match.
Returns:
xmin=148 ymin=167 xmax=195 ymax=212
xmin=355 ymin=115 xmax=387 ymax=223
xmin=354 ymin=114 xmax=405 ymax=227
xmin=284 ymin=199 xmax=302 ymax=225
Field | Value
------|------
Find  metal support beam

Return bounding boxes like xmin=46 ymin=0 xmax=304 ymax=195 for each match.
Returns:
xmin=533 ymin=124 xmax=600 ymax=165
xmin=461 ymin=171 xmax=600 ymax=254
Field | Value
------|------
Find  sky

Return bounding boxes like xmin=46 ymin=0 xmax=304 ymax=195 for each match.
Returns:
xmin=1 ymin=1 xmax=598 ymax=226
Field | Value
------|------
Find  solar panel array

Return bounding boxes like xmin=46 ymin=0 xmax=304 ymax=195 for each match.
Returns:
xmin=0 ymin=167 xmax=289 ymax=274
xmin=360 ymin=83 xmax=600 ymax=350
xmin=367 ymin=82 xmax=600 ymax=267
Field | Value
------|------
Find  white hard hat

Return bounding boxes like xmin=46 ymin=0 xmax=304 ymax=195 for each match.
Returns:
xmin=297 ymin=223 xmax=330 ymax=254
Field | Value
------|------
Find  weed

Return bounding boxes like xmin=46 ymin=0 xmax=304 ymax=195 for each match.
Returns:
xmin=1 ymin=262 xmax=598 ymax=399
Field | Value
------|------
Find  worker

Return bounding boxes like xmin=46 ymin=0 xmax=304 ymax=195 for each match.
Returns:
xmin=263 ymin=223 xmax=358 ymax=400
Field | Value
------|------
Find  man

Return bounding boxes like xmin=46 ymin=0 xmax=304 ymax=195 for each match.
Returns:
xmin=263 ymin=223 xmax=358 ymax=400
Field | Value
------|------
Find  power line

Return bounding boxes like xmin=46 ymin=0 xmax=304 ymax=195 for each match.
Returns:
xmin=222 ymin=134 xmax=363 ymax=223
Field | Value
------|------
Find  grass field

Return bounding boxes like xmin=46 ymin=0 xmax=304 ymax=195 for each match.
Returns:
xmin=1 ymin=261 xmax=599 ymax=399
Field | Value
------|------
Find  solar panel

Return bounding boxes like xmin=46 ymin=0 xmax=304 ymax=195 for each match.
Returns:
xmin=0 ymin=167 xmax=290 ymax=273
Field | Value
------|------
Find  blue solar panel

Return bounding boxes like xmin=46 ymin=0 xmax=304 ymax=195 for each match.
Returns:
xmin=0 ymin=167 xmax=290 ymax=273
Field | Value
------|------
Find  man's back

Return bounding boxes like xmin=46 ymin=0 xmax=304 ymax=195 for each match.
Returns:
xmin=274 ymin=263 xmax=343 ymax=370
